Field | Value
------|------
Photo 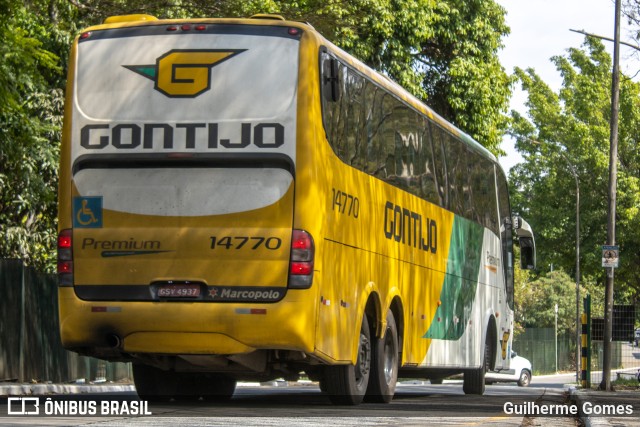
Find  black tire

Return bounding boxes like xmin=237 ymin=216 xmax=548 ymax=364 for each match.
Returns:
xmin=133 ymin=364 xmax=178 ymax=402
xmin=174 ymin=374 xmax=202 ymax=402
xmin=517 ymin=370 xmax=531 ymax=387
xmin=324 ymin=315 xmax=372 ymax=405
xmin=199 ymin=374 xmax=236 ymax=401
xmin=176 ymin=372 xmax=237 ymax=402
xmin=318 ymin=378 xmax=328 ymax=393
xmin=365 ymin=310 xmax=399 ymax=403
xmin=430 ymin=378 xmax=444 ymax=385
xmin=463 ymin=333 xmax=491 ymax=395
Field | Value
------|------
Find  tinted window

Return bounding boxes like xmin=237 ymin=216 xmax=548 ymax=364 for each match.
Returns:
xmin=321 ymin=52 xmax=500 ymax=235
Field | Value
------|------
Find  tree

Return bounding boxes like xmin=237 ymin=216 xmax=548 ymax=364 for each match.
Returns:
xmin=417 ymin=0 xmax=512 ymax=154
xmin=508 ymin=37 xmax=640 ymax=300
xmin=0 ymin=1 xmax=65 ymax=272
xmin=517 ymin=270 xmax=579 ymax=337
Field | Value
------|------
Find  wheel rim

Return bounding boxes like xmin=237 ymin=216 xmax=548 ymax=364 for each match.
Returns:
xmin=355 ymin=329 xmax=371 ymax=387
xmin=521 ymin=371 xmax=530 ymax=386
xmin=382 ymin=328 xmax=395 ymax=384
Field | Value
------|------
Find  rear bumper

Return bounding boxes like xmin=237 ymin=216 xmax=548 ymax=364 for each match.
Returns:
xmin=58 ymin=287 xmax=317 ymax=356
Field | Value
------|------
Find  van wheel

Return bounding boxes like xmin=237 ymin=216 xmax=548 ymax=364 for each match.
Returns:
xmin=133 ymin=364 xmax=177 ymax=402
xmin=365 ymin=310 xmax=398 ymax=403
xmin=517 ymin=370 xmax=531 ymax=387
xmin=324 ymin=315 xmax=372 ymax=405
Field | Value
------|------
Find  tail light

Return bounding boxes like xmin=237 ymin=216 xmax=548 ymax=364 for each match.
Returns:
xmin=289 ymin=229 xmax=314 ymax=289
xmin=57 ymin=229 xmax=73 ymax=286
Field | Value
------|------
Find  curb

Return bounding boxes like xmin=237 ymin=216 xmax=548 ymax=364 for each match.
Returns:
xmin=0 ymin=380 xmax=303 ymax=396
xmin=0 ymin=384 xmax=135 ymax=396
xmin=568 ymin=386 xmax=617 ymax=427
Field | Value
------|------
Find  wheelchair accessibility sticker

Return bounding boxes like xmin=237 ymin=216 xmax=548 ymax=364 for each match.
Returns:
xmin=73 ymin=196 xmax=103 ymax=228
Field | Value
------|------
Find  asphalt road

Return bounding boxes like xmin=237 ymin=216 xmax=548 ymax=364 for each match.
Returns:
xmin=0 ymin=381 xmax=575 ymax=426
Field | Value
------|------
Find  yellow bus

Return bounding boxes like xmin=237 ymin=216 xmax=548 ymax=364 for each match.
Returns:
xmin=57 ymin=13 xmax=536 ymax=405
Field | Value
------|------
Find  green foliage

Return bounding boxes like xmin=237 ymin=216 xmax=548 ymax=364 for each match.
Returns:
xmin=508 ymin=37 xmax=640 ymax=301
xmin=517 ymin=269 xmax=578 ymax=337
xmin=0 ymin=2 xmax=66 ymax=273
xmin=419 ymin=0 xmax=512 ymax=154
xmin=513 ymin=247 xmax=533 ymax=338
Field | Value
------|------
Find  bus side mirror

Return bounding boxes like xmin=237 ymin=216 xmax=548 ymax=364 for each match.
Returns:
xmin=513 ymin=216 xmax=536 ymax=270
xmin=519 ymin=237 xmax=535 ymax=270
xmin=322 ymin=57 xmax=340 ymax=102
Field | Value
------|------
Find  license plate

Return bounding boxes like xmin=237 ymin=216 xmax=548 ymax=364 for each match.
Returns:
xmin=157 ymin=284 xmax=201 ymax=298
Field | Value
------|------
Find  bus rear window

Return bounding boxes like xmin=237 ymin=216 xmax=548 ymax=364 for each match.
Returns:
xmin=73 ymin=167 xmax=293 ymax=217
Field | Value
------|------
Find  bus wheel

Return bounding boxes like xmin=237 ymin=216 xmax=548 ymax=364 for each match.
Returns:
xmin=463 ymin=336 xmax=490 ymax=395
xmin=324 ymin=315 xmax=372 ymax=405
xmin=199 ymin=374 xmax=237 ymax=401
xmin=173 ymin=373 xmax=236 ymax=402
xmin=365 ymin=310 xmax=398 ymax=403
xmin=133 ymin=364 xmax=177 ymax=402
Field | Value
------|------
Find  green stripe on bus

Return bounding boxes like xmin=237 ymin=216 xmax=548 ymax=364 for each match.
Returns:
xmin=423 ymin=216 xmax=484 ymax=340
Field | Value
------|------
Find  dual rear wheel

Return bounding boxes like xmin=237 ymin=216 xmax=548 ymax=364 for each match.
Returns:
xmin=322 ymin=310 xmax=399 ymax=405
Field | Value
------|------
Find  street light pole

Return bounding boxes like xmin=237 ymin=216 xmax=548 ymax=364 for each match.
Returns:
xmin=510 ymin=133 xmax=582 ymax=383
xmin=573 ymin=171 xmax=580 ymax=384
xmin=555 ymin=303 xmax=559 ymax=374
xmin=560 ymin=160 xmax=581 ymax=385
xmin=601 ymin=0 xmax=621 ymax=392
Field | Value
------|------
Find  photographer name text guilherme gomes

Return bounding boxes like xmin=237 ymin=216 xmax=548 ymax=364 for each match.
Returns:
xmin=504 ymin=401 xmax=634 ymax=416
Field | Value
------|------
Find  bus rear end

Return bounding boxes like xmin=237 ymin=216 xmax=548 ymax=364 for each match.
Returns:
xmin=57 ymin=15 xmax=316 ymax=398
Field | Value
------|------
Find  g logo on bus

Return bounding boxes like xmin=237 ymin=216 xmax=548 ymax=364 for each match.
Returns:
xmin=124 ymin=49 xmax=246 ymax=98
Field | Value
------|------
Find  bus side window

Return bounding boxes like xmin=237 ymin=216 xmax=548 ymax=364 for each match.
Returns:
xmin=418 ymin=121 xmax=439 ymax=205
xmin=445 ymin=133 xmax=466 ymax=217
xmin=470 ymin=157 xmax=498 ymax=235
xmin=428 ymin=122 xmax=449 ymax=210
xmin=366 ymin=88 xmax=390 ymax=177
xmin=322 ymin=56 xmax=340 ymax=102
xmin=496 ymin=168 xmax=514 ymax=309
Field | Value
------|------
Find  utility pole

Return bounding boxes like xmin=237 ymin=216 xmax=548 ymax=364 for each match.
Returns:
xmin=601 ymin=0 xmax=621 ymax=392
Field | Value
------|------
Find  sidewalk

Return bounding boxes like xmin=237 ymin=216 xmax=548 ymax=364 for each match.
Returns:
xmin=0 ymin=382 xmax=135 ymax=396
xmin=569 ymin=387 xmax=640 ymax=427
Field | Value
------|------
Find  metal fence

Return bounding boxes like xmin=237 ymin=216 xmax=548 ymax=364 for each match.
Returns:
xmin=0 ymin=259 xmax=130 ymax=384
xmin=588 ymin=303 xmax=640 ymax=386
xmin=513 ymin=328 xmax=574 ymax=374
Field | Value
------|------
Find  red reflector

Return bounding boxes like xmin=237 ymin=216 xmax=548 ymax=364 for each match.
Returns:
xmin=80 ymin=32 xmax=91 ymax=39
xmin=181 ymin=24 xmax=191 ymax=31
xmin=250 ymin=309 xmax=267 ymax=315
xmin=288 ymin=28 xmax=300 ymax=36
xmin=91 ymin=307 xmax=107 ymax=313
xmin=57 ymin=261 xmax=73 ymax=274
xmin=291 ymin=230 xmax=312 ymax=249
xmin=167 ymin=26 xmax=178 ymax=31
xmin=195 ymin=25 xmax=206 ymax=31
xmin=290 ymin=262 xmax=313 ymax=275
xmin=58 ymin=230 xmax=72 ymax=249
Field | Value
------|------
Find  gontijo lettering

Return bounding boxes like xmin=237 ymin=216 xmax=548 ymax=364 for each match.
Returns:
xmin=80 ymin=122 xmax=284 ymax=150
xmin=384 ymin=201 xmax=437 ymax=253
